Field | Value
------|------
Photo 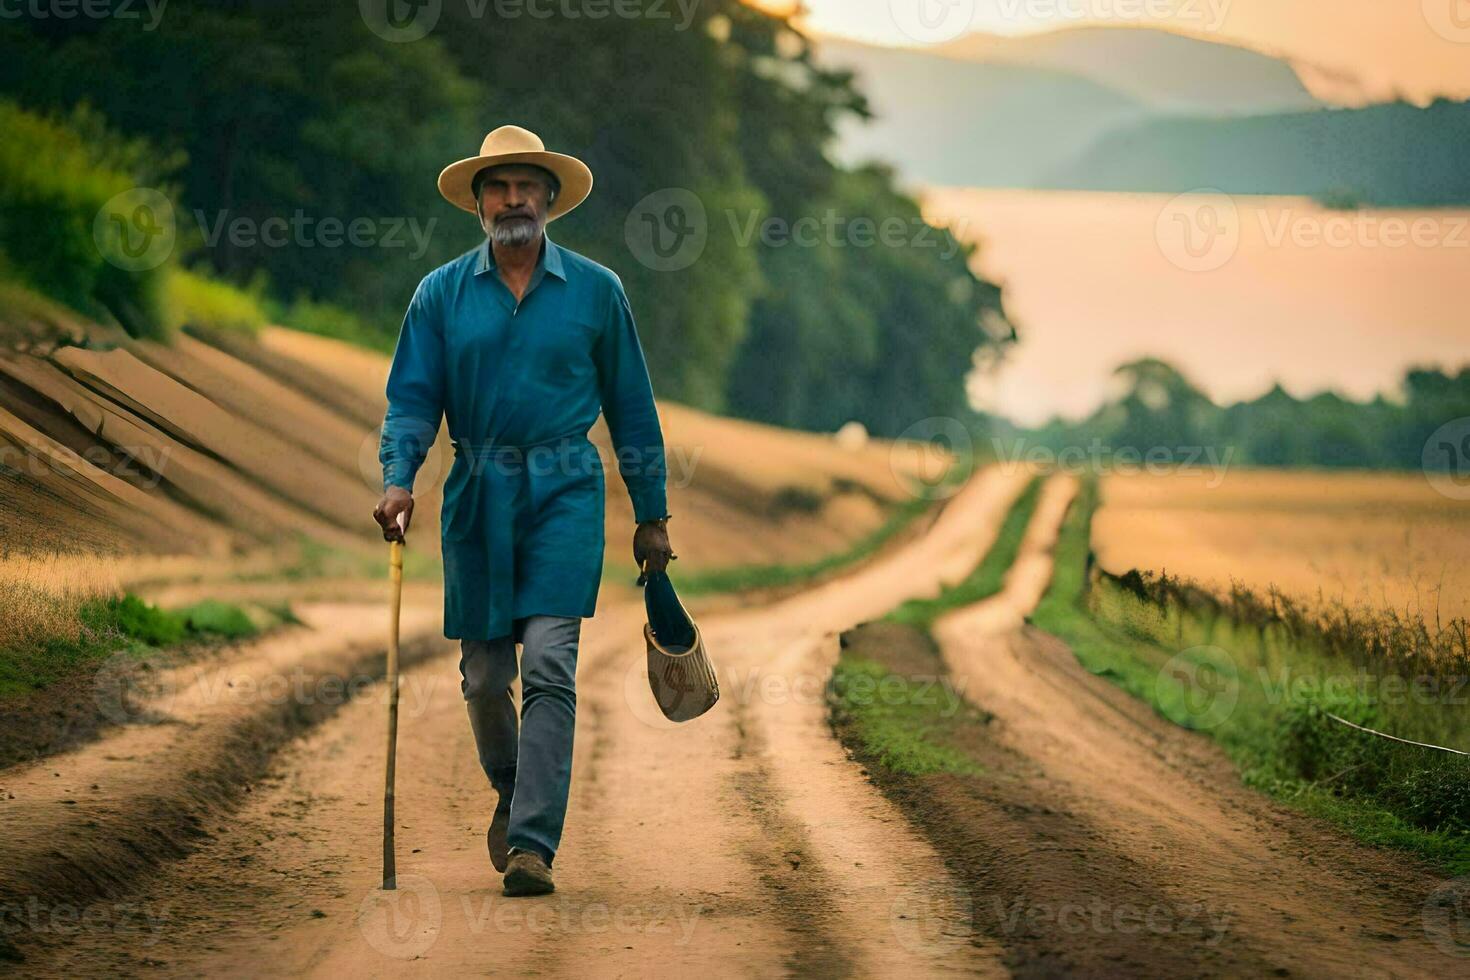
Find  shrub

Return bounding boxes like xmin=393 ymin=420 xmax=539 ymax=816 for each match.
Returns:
xmin=166 ymin=266 xmax=267 ymax=335
xmin=0 ymin=100 xmax=176 ymax=338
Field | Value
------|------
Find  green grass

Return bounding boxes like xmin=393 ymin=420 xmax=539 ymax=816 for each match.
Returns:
xmin=166 ymin=267 xmax=268 ymax=336
xmin=885 ymin=475 xmax=1042 ymax=630
xmin=268 ymin=293 xmax=396 ymax=353
xmin=678 ymin=455 xmax=975 ymax=596
xmin=1032 ymin=478 xmax=1470 ymax=875
xmin=826 ymin=473 xmax=1042 ymax=779
xmin=0 ymin=593 xmax=293 ymax=701
xmin=827 ymin=657 xmax=985 ymax=776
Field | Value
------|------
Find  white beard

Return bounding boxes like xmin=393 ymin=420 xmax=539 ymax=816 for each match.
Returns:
xmin=491 ymin=216 xmax=539 ymax=248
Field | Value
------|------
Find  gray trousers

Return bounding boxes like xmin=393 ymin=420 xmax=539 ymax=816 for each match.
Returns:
xmin=459 ymin=615 xmax=581 ymax=865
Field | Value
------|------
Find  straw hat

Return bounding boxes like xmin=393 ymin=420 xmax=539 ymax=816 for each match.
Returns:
xmin=437 ymin=125 xmax=593 ymax=220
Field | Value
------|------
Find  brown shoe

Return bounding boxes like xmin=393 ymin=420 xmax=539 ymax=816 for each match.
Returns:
xmin=487 ymin=801 xmax=511 ymax=872
xmin=502 ymin=849 xmax=554 ymax=897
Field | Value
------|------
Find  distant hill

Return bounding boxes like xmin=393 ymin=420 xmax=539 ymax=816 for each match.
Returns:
xmin=816 ymin=36 xmax=1147 ymax=187
xmin=932 ymin=25 xmax=1321 ymax=115
xmin=817 ymin=27 xmax=1469 ymax=204
xmin=1043 ymin=98 xmax=1470 ymax=205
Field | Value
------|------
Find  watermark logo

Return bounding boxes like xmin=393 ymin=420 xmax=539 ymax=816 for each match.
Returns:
xmin=1422 ymin=417 xmax=1470 ymax=501
xmin=93 ymin=650 xmax=177 ymax=725
xmin=889 ymin=0 xmax=976 ymax=45
xmin=1422 ymin=876 xmax=1470 ymax=957
xmin=94 ymin=187 xmax=175 ymax=272
xmin=360 ymin=0 xmax=442 ymax=41
xmin=0 ymin=0 xmax=168 ymax=30
xmin=1156 ymin=645 xmax=1238 ymax=730
xmin=356 ymin=873 xmax=443 ymax=959
xmin=361 ymin=423 xmax=447 ymax=497
xmin=1423 ymin=0 xmax=1470 ymax=43
xmin=890 ymin=881 xmax=973 ymax=956
xmin=993 ymin=0 xmax=1230 ymax=32
xmin=1155 ymin=189 xmax=1239 ymax=272
xmin=625 ymin=188 xmax=708 ymax=272
xmin=890 ymin=416 xmax=972 ymax=501
xmin=991 ymin=895 xmax=1233 ymax=944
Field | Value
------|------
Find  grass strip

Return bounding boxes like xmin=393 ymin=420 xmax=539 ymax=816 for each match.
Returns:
xmin=885 ymin=475 xmax=1041 ymax=630
xmin=677 ymin=456 xmax=977 ymax=596
xmin=1032 ymin=478 xmax=1470 ymax=876
xmin=0 ymin=593 xmax=294 ymax=701
xmin=828 ymin=655 xmax=986 ymax=776
xmin=826 ymin=474 xmax=1044 ymax=777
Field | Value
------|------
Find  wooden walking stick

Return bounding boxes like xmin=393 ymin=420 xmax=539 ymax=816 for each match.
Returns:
xmin=383 ymin=511 xmax=407 ymax=890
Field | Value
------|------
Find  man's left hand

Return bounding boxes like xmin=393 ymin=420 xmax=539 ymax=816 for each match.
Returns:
xmin=634 ymin=519 xmax=676 ymax=585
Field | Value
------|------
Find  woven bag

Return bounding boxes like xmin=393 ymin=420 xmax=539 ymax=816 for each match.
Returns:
xmin=642 ymin=568 xmax=719 ymax=722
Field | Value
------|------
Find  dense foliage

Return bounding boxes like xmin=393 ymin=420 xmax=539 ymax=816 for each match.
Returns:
xmin=0 ymin=1 xmax=1009 ymax=434
xmin=1018 ymin=357 xmax=1470 ymax=471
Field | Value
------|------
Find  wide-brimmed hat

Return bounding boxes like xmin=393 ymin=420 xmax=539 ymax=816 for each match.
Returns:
xmin=437 ymin=125 xmax=593 ymax=220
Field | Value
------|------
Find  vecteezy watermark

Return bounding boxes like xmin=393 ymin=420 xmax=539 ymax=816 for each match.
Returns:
xmin=994 ymin=0 xmax=1229 ymax=31
xmin=890 ymin=881 xmax=973 ymax=956
xmin=1255 ymin=666 xmax=1469 ymax=710
xmin=888 ymin=0 xmax=976 ymax=45
xmin=0 ymin=898 xmax=171 ymax=946
xmin=1422 ymin=0 xmax=1470 ymax=44
xmin=1155 ymin=645 xmax=1239 ymax=730
xmin=355 ymin=874 xmax=702 ymax=959
xmin=94 ymin=657 xmax=445 ymax=726
xmin=1422 ymin=876 xmax=1470 ymax=958
xmin=726 ymin=210 xmax=966 ymax=261
xmin=890 ymin=416 xmax=973 ymax=501
xmin=1422 ymin=417 xmax=1470 ymax=501
xmin=990 ymin=438 xmax=1236 ymax=488
xmin=94 ymin=650 xmax=177 ymax=725
xmin=93 ymin=188 xmax=436 ymax=270
xmin=359 ymin=0 xmax=700 ymax=43
xmin=195 ymin=210 xmax=436 ymax=260
xmin=990 ymin=895 xmax=1234 ymax=945
xmin=1155 ymin=189 xmax=1240 ymax=273
xmin=1157 ymin=190 xmax=1470 ymax=272
xmin=357 ymin=873 xmax=443 ymax=959
xmin=1255 ymin=209 xmax=1470 ymax=251
xmin=622 ymin=657 xmax=970 ymax=731
xmin=0 ymin=442 xmax=175 ymax=489
xmin=625 ymin=188 xmax=709 ymax=272
xmin=0 ymin=0 xmax=167 ymax=30
xmin=624 ymin=189 xmax=968 ymax=273
xmin=94 ymin=187 xmax=177 ymax=273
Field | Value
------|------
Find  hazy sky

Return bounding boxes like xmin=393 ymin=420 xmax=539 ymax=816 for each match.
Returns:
xmin=750 ymin=0 xmax=1470 ymax=103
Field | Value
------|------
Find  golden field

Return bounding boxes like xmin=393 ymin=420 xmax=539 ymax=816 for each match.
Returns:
xmin=1092 ymin=468 xmax=1470 ymax=620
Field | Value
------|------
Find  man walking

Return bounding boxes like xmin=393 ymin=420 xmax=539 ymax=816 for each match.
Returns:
xmin=372 ymin=126 xmax=675 ymax=897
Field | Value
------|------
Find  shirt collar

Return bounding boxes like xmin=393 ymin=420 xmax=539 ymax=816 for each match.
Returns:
xmin=474 ymin=231 xmax=567 ymax=282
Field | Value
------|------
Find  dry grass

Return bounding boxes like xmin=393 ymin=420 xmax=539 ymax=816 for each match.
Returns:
xmin=0 ymin=553 xmax=120 ymax=650
xmin=1093 ymin=469 xmax=1470 ymax=621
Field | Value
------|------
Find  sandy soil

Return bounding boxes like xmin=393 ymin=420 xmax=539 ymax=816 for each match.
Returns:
xmin=11 ymin=467 xmax=1031 ymax=977
xmin=931 ymin=475 xmax=1463 ymax=977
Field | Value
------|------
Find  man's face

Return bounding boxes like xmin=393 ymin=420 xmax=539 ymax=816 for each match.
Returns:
xmin=476 ymin=164 xmax=554 ymax=247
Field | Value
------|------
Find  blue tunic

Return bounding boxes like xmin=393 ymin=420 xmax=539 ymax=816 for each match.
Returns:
xmin=379 ymin=232 xmax=668 ymax=641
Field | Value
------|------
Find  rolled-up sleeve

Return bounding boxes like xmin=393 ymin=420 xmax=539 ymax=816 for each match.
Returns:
xmin=379 ymin=278 xmax=445 ymax=493
xmin=596 ymin=278 xmax=668 ymax=522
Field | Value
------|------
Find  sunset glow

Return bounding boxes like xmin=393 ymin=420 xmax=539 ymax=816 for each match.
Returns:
xmin=765 ymin=0 xmax=1470 ymax=104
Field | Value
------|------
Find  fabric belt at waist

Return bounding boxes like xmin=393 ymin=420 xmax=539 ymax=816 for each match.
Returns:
xmin=449 ymin=432 xmax=597 ymax=476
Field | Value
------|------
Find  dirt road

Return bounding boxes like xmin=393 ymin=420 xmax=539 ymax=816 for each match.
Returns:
xmin=19 ymin=468 xmax=1029 ymax=977
xmin=10 ymin=466 xmax=1463 ymax=978
xmin=933 ymin=475 xmax=1462 ymax=977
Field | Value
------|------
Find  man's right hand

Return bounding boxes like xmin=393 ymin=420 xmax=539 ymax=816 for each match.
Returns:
xmin=373 ymin=486 xmax=414 ymax=543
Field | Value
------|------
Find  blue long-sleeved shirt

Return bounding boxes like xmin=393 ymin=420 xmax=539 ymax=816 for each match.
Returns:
xmin=378 ymin=231 xmax=668 ymax=639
